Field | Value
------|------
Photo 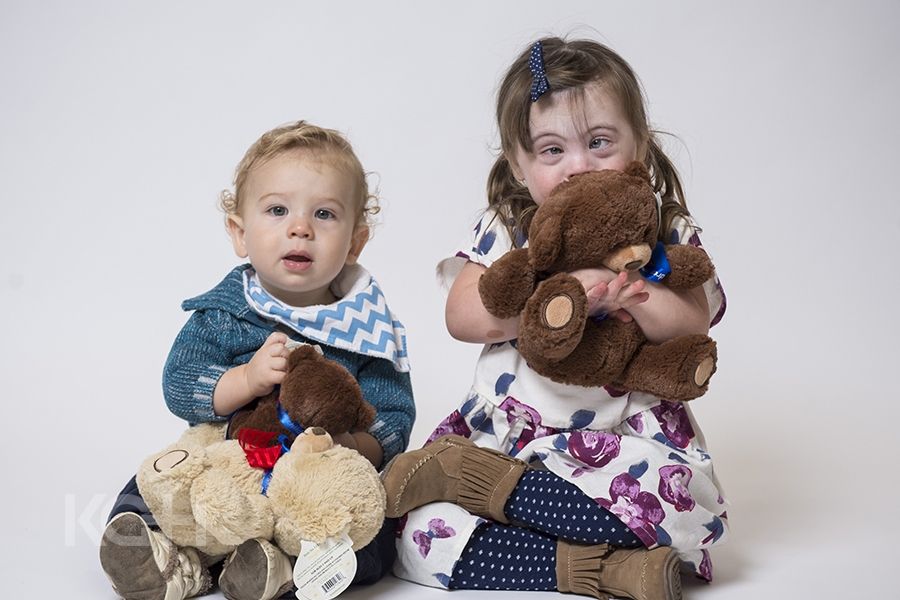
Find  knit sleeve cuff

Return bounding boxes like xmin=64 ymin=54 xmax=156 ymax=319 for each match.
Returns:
xmin=164 ymin=363 xmax=230 ymax=424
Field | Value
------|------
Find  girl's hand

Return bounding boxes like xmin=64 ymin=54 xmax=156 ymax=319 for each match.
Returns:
xmin=244 ymin=332 xmax=289 ymax=397
xmin=569 ymin=268 xmax=650 ymax=323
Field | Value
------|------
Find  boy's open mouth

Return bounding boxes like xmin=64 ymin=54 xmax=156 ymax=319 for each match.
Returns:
xmin=283 ymin=252 xmax=312 ymax=269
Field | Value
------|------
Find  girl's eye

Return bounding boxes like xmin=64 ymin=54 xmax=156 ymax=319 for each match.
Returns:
xmin=315 ymin=209 xmax=335 ymax=220
xmin=267 ymin=206 xmax=287 ymax=217
xmin=589 ymin=137 xmax=610 ymax=150
xmin=543 ymin=146 xmax=563 ymax=155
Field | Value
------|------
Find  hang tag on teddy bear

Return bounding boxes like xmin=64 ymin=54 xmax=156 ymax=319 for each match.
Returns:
xmin=293 ymin=533 xmax=357 ymax=600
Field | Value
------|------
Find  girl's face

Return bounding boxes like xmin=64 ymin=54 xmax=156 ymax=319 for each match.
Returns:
xmin=227 ymin=150 xmax=368 ymax=307
xmin=512 ymin=82 xmax=644 ymax=206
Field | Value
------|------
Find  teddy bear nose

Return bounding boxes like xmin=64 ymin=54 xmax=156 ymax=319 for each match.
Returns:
xmin=307 ymin=427 xmax=327 ymax=436
xmin=603 ymin=244 xmax=652 ymax=272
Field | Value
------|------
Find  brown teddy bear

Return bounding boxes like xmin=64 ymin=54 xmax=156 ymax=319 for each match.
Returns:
xmin=477 ymin=163 xmax=717 ymax=401
xmin=227 ymin=343 xmax=376 ymax=443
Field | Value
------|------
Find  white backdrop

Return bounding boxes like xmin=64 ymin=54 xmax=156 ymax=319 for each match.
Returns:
xmin=2 ymin=1 xmax=898 ymax=598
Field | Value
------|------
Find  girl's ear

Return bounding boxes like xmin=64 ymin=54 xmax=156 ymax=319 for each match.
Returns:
xmin=507 ymin=154 xmax=524 ymax=182
xmin=227 ymin=215 xmax=249 ymax=258
xmin=625 ymin=161 xmax=651 ymax=183
xmin=345 ymin=225 xmax=369 ymax=265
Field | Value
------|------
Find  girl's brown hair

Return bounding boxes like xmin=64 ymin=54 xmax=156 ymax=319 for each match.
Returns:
xmin=220 ymin=120 xmax=379 ymax=227
xmin=488 ymin=37 xmax=688 ymax=245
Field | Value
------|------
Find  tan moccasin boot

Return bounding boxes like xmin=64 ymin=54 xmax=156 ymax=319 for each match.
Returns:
xmin=219 ymin=538 xmax=294 ymax=600
xmin=100 ymin=512 xmax=211 ymax=600
xmin=381 ymin=434 xmax=528 ymax=522
xmin=556 ymin=541 xmax=682 ymax=600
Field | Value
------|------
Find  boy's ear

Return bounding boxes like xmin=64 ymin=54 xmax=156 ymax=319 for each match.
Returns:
xmin=226 ymin=214 xmax=249 ymax=258
xmin=345 ymin=225 xmax=369 ymax=265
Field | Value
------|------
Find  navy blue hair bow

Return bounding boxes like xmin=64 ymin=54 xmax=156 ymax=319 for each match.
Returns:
xmin=529 ymin=41 xmax=550 ymax=102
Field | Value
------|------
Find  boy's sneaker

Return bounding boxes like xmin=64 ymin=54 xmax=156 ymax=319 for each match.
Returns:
xmin=219 ymin=538 xmax=294 ymax=600
xmin=99 ymin=512 xmax=211 ymax=600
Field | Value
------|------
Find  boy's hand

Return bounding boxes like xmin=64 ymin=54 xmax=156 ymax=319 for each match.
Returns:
xmin=244 ymin=332 xmax=289 ymax=397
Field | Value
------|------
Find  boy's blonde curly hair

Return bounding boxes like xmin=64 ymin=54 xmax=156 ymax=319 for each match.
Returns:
xmin=220 ymin=120 xmax=380 ymax=227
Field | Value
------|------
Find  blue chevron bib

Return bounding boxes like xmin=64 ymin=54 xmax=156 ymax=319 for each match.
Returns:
xmin=242 ymin=265 xmax=410 ymax=372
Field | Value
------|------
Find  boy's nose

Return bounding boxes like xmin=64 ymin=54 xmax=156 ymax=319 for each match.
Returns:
xmin=289 ymin=217 xmax=313 ymax=238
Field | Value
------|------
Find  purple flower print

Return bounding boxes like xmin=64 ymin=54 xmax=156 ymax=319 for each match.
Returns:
xmin=604 ymin=385 xmax=628 ymax=398
xmin=658 ymin=465 xmax=695 ymax=512
xmin=650 ymin=401 xmax=695 ymax=449
xmin=597 ymin=473 xmax=665 ymax=547
xmin=413 ymin=518 xmax=456 ymax=559
xmin=568 ymin=431 xmax=621 ymax=469
xmin=499 ymin=396 xmax=558 ymax=454
xmin=426 ymin=411 xmax=471 ymax=444
xmin=626 ymin=412 xmax=644 ymax=434
xmin=562 ymin=459 xmax=596 ymax=479
xmin=698 ymin=549 xmax=713 ymax=582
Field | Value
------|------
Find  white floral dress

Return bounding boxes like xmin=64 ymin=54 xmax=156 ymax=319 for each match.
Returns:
xmin=394 ymin=209 xmax=728 ymax=587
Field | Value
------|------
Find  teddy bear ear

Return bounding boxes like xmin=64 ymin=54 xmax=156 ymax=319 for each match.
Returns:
xmin=625 ymin=161 xmax=651 ymax=183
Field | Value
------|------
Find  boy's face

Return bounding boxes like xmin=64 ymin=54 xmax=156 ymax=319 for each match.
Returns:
xmin=227 ymin=150 xmax=368 ymax=307
xmin=511 ymin=82 xmax=643 ymax=206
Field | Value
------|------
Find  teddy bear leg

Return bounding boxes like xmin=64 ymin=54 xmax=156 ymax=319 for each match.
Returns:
xmin=219 ymin=539 xmax=294 ymax=600
xmin=524 ymin=319 xmax=644 ymax=388
xmin=518 ymin=273 xmax=589 ymax=362
xmin=619 ymin=335 xmax=717 ymax=401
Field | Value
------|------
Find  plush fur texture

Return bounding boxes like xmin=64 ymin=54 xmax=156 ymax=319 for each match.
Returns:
xmin=136 ymin=350 xmax=386 ymax=559
xmin=137 ymin=425 xmax=385 ymax=559
xmin=228 ymin=344 xmax=376 ymax=443
xmin=478 ymin=163 xmax=718 ymax=401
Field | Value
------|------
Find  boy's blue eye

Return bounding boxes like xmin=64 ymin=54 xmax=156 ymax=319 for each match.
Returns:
xmin=315 ymin=209 xmax=335 ymax=220
xmin=268 ymin=206 xmax=287 ymax=217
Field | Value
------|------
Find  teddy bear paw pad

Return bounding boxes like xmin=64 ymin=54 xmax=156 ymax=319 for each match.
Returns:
xmin=542 ymin=294 xmax=575 ymax=329
xmin=694 ymin=356 xmax=715 ymax=387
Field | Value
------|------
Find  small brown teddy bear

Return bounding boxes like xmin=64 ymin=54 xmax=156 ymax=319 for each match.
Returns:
xmin=477 ymin=163 xmax=717 ymax=401
xmin=227 ymin=343 xmax=376 ymax=443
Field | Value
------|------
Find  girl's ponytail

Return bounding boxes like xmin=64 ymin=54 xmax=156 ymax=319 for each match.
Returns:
xmin=646 ymin=135 xmax=689 ymax=239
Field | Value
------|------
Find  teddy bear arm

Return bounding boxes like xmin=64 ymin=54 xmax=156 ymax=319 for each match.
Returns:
xmin=355 ymin=401 xmax=377 ymax=431
xmin=477 ymin=248 xmax=536 ymax=319
xmin=661 ymin=244 xmax=715 ymax=289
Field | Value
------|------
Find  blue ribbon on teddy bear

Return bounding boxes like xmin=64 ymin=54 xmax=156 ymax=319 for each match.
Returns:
xmin=237 ymin=396 xmax=306 ymax=496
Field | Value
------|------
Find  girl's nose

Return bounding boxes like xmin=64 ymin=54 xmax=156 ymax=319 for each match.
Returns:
xmin=565 ymin=150 xmax=591 ymax=179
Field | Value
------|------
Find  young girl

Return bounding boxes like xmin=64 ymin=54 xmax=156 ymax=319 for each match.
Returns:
xmin=100 ymin=121 xmax=415 ymax=600
xmin=382 ymin=38 xmax=726 ymax=600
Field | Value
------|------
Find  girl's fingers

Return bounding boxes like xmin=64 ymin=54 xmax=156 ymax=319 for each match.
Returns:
xmin=610 ymin=309 xmax=634 ymax=323
xmin=606 ymin=271 xmax=629 ymax=297
xmin=586 ymin=282 xmax=609 ymax=301
xmin=622 ymin=291 xmax=650 ymax=308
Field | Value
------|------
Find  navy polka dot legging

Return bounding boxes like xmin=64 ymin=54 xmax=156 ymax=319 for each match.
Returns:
xmin=449 ymin=470 xmax=642 ymax=591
